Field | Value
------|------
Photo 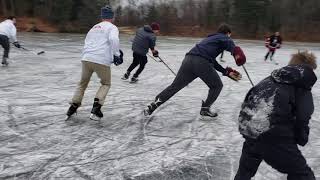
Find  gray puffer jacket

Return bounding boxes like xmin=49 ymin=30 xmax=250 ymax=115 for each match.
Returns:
xmin=132 ymin=25 xmax=156 ymax=56
xmin=238 ymin=65 xmax=317 ymax=146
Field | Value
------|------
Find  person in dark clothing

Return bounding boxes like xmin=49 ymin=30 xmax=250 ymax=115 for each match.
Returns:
xmin=264 ymin=31 xmax=282 ymax=61
xmin=235 ymin=51 xmax=317 ymax=180
xmin=144 ymin=24 xmax=246 ymax=118
xmin=122 ymin=22 xmax=160 ymax=83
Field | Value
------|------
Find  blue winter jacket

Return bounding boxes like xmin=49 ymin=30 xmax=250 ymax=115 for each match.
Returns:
xmin=132 ymin=25 xmax=156 ymax=56
xmin=238 ymin=65 xmax=317 ymax=146
xmin=187 ymin=33 xmax=236 ymax=74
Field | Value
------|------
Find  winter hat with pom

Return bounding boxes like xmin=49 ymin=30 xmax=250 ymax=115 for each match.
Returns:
xmin=101 ymin=6 xmax=114 ymax=19
xmin=289 ymin=51 xmax=317 ymax=70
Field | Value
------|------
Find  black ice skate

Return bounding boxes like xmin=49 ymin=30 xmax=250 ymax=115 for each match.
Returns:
xmin=143 ymin=98 xmax=162 ymax=116
xmin=2 ymin=57 xmax=8 ymax=66
xmin=65 ymin=103 xmax=79 ymax=120
xmin=90 ymin=98 xmax=103 ymax=121
xmin=130 ymin=76 xmax=138 ymax=83
xmin=200 ymin=101 xmax=218 ymax=120
xmin=121 ymin=72 xmax=130 ymax=80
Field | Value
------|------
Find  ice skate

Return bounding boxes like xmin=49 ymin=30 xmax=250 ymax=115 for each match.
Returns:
xmin=143 ymin=98 xmax=162 ymax=116
xmin=90 ymin=98 xmax=103 ymax=121
xmin=130 ymin=76 xmax=139 ymax=83
xmin=121 ymin=72 xmax=130 ymax=80
xmin=1 ymin=57 xmax=8 ymax=67
xmin=199 ymin=101 xmax=218 ymax=120
xmin=65 ymin=103 xmax=79 ymax=120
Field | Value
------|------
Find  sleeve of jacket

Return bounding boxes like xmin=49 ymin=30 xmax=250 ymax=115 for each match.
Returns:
xmin=149 ymin=35 xmax=156 ymax=50
xmin=224 ymin=38 xmax=236 ymax=54
xmin=294 ymin=88 xmax=314 ymax=146
xmin=109 ymin=26 xmax=120 ymax=57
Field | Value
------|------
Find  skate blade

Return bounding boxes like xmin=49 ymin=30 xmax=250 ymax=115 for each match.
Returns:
xmin=121 ymin=77 xmax=128 ymax=80
xmin=143 ymin=109 xmax=150 ymax=116
xmin=90 ymin=114 xmax=101 ymax=121
xmin=199 ymin=115 xmax=218 ymax=121
xmin=64 ymin=115 xmax=73 ymax=121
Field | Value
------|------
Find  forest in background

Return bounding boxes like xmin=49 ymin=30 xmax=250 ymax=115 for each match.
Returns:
xmin=1 ymin=0 xmax=320 ymax=41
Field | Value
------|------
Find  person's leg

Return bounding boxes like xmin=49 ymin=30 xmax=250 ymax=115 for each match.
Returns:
xmin=262 ymin=142 xmax=315 ymax=180
xmin=133 ymin=54 xmax=148 ymax=78
xmin=270 ymin=50 xmax=276 ymax=61
xmin=0 ymin=35 xmax=10 ymax=65
xmin=71 ymin=61 xmax=94 ymax=105
xmin=94 ymin=64 xmax=111 ymax=106
xmin=67 ymin=61 xmax=94 ymax=117
xmin=234 ymin=139 xmax=263 ymax=180
xmin=126 ymin=52 xmax=140 ymax=74
xmin=265 ymin=51 xmax=270 ymax=61
xmin=194 ymin=60 xmax=223 ymax=108
xmin=145 ymin=56 xmax=197 ymax=115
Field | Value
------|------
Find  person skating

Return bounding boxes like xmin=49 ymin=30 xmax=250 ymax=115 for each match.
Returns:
xmin=144 ymin=24 xmax=246 ymax=118
xmin=0 ymin=16 xmax=21 ymax=66
xmin=264 ymin=31 xmax=282 ymax=61
xmin=66 ymin=6 xmax=123 ymax=121
xmin=122 ymin=23 xmax=160 ymax=83
xmin=235 ymin=51 xmax=317 ymax=180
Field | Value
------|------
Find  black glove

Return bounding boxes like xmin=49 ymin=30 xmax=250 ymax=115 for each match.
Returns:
xmin=152 ymin=50 xmax=159 ymax=57
xmin=13 ymin=42 xmax=21 ymax=48
xmin=113 ymin=50 xmax=123 ymax=66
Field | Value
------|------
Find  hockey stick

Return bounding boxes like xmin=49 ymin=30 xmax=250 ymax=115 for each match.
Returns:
xmin=21 ymin=47 xmax=45 ymax=55
xmin=157 ymin=56 xmax=177 ymax=76
xmin=242 ymin=65 xmax=254 ymax=87
xmin=147 ymin=53 xmax=162 ymax=62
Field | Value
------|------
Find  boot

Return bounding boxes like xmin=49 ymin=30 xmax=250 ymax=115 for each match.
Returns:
xmin=65 ymin=103 xmax=79 ymax=120
xmin=90 ymin=98 xmax=103 ymax=121
xmin=130 ymin=76 xmax=138 ymax=83
xmin=143 ymin=98 xmax=163 ymax=116
xmin=121 ymin=72 xmax=130 ymax=80
xmin=2 ymin=57 xmax=8 ymax=66
xmin=200 ymin=101 xmax=218 ymax=118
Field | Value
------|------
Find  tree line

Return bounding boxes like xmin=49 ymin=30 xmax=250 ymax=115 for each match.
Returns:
xmin=1 ymin=0 xmax=320 ymax=40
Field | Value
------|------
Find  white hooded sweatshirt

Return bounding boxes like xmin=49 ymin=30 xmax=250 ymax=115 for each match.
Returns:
xmin=82 ymin=21 xmax=120 ymax=66
xmin=0 ymin=19 xmax=18 ymax=42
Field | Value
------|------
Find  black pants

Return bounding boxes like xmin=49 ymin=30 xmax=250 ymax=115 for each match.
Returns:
xmin=155 ymin=55 xmax=223 ymax=108
xmin=0 ymin=34 xmax=10 ymax=58
xmin=126 ymin=52 xmax=148 ymax=78
xmin=265 ymin=49 xmax=276 ymax=60
xmin=235 ymin=139 xmax=315 ymax=180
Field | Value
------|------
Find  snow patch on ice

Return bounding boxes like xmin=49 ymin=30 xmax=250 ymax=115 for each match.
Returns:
xmin=239 ymin=94 xmax=275 ymax=139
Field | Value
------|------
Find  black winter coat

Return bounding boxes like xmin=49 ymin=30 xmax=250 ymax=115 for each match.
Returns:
xmin=238 ymin=65 xmax=317 ymax=146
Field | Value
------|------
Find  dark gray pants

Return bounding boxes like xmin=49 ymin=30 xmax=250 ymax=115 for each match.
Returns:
xmin=235 ymin=139 xmax=315 ymax=180
xmin=155 ymin=55 xmax=223 ymax=107
xmin=0 ymin=34 xmax=10 ymax=58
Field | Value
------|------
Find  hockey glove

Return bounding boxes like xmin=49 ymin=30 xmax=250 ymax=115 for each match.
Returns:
xmin=224 ymin=67 xmax=242 ymax=81
xmin=152 ymin=50 xmax=159 ymax=57
xmin=233 ymin=46 xmax=246 ymax=66
xmin=113 ymin=50 xmax=123 ymax=66
xmin=13 ymin=42 xmax=21 ymax=48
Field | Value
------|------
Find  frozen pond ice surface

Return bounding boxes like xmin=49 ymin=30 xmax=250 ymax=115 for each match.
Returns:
xmin=0 ymin=33 xmax=319 ymax=179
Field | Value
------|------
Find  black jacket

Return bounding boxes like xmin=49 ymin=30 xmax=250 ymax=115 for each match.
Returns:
xmin=238 ymin=65 xmax=317 ymax=146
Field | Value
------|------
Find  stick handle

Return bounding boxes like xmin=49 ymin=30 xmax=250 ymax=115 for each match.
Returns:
xmin=242 ymin=65 xmax=254 ymax=87
xmin=158 ymin=56 xmax=177 ymax=76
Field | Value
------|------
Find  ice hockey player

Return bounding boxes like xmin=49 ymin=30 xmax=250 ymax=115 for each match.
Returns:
xmin=0 ymin=16 xmax=21 ymax=66
xmin=144 ymin=24 xmax=246 ymax=118
xmin=66 ymin=6 xmax=123 ymax=121
xmin=235 ymin=51 xmax=317 ymax=180
xmin=264 ymin=31 xmax=282 ymax=61
xmin=121 ymin=22 xmax=160 ymax=83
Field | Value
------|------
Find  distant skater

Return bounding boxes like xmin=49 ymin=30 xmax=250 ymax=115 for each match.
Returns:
xmin=235 ymin=51 xmax=317 ymax=180
xmin=264 ymin=31 xmax=282 ymax=61
xmin=122 ymin=23 xmax=160 ymax=83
